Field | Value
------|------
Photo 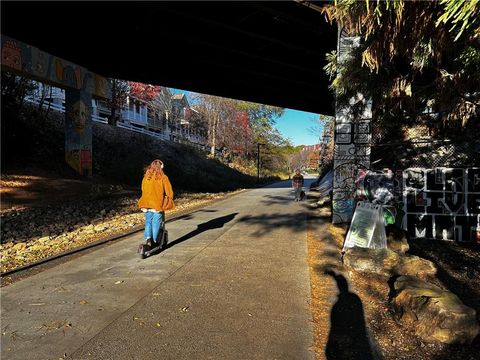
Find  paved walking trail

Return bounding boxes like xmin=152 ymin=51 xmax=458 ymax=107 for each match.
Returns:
xmin=1 ymin=179 xmax=320 ymax=360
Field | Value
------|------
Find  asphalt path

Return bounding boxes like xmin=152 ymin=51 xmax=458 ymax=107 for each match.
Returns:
xmin=1 ymin=177 xmax=317 ymax=360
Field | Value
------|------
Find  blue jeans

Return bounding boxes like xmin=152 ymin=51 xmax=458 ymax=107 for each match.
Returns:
xmin=294 ymin=187 xmax=302 ymax=200
xmin=144 ymin=211 xmax=164 ymax=244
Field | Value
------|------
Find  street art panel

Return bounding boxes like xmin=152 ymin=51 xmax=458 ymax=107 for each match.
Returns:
xmin=332 ymin=29 xmax=372 ymax=223
xmin=356 ymin=169 xmax=404 ymax=226
xmin=1 ymin=38 xmax=22 ymax=71
xmin=1 ymin=35 xmax=110 ymax=98
xmin=65 ymin=89 xmax=93 ymax=176
xmin=2 ymin=35 xmax=110 ymax=176
xmin=332 ymin=103 xmax=372 ymax=223
xmin=403 ymin=168 xmax=480 ymax=242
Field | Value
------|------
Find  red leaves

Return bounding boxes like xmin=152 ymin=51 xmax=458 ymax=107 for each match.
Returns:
xmin=128 ymin=81 xmax=162 ymax=102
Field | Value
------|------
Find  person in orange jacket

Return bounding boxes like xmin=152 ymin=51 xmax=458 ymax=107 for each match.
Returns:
xmin=138 ymin=159 xmax=175 ymax=246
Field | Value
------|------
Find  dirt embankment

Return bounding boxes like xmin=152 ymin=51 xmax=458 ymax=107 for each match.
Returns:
xmin=0 ymin=102 xmax=260 ymax=274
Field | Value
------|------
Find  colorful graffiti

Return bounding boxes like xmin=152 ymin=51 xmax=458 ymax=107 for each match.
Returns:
xmin=332 ymin=108 xmax=372 ymax=223
xmin=1 ymin=39 xmax=22 ymax=70
xmin=1 ymin=35 xmax=111 ymax=177
xmin=1 ymin=35 xmax=110 ymax=98
xmin=65 ymin=90 xmax=93 ymax=176
xmin=403 ymin=168 xmax=480 ymax=242
xmin=332 ymin=29 xmax=372 ymax=223
xmin=356 ymin=169 xmax=404 ymax=226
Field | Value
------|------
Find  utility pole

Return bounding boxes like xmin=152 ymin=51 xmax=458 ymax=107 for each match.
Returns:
xmin=257 ymin=143 xmax=265 ymax=183
xmin=257 ymin=142 xmax=261 ymax=183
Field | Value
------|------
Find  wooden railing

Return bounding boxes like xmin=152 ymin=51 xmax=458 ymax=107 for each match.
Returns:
xmin=24 ymin=96 xmax=209 ymax=150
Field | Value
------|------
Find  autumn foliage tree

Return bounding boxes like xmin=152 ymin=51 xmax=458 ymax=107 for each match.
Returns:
xmin=222 ymin=111 xmax=253 ymax=158
xmin=128 ymin=82 xmax=162 ymax=102
xmin=193 ymin=93 xmax=237 ymax=158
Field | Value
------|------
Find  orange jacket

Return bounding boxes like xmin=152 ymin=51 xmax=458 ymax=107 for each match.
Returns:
xmin=138 ymin=174 xmax=174 ymax=211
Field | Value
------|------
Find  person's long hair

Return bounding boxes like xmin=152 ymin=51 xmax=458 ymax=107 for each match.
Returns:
xmin=144 ymin=159 xmax=164 ymax=180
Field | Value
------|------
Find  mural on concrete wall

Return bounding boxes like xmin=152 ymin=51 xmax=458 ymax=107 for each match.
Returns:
xmin=1 ymin=38 xmax=22 ymax=71
xmin=356 ymin=169 xmax=404 ymax=226
xmin=65 ymin=90 xmax=93 ymax=176
xmin=403 ymin=168 xmax=480 ymax=242
xmin=332 ymin=97 xmax=372 ymax=223
xmin=332 ymin=28 xmax=372 ymax=223
xmin=2 ymin=35 xmax=111 ymax=176
xmin=1 ymin=35 xmax=110 ymax=98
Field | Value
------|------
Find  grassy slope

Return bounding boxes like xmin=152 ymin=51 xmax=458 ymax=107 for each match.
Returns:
xmin=1 ymin=101 xmax=260 ymax=194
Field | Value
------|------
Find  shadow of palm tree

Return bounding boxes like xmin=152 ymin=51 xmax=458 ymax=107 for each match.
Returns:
xmin=260 ymin=194 xmax=295 ymax=205
xmin=238 ymin=212 xmax=307 ymax=236
xmin=325 ymin=270 xmax=380 ymax=360
xmin=165 ymin=213 xmax=238 ymax=248
xmin=170 ymin=209 xmax=218 ymax=222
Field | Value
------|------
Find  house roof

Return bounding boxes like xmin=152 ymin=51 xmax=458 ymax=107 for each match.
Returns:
xmin=171 ymin=93 xmax=189 ymax=108
xmin=1 ymin=1 xmax=336 ymax=115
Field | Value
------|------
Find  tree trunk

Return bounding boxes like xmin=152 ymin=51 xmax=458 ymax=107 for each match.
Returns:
xmin=45 ymin=86 xmax=52 ymax=117
xmin=108 ymin=80 xmax=117 ymax=126
xmin=210 ymin=115 xmax=218 ymax=157
xmin=38 ymin=84 xmax=49 ymax=112
xmin=109 ymin=106 xmax=117 ymax=126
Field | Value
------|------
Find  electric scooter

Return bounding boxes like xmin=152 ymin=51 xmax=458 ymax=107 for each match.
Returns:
xmin=138 ymin=219 xmax=168 ymax=259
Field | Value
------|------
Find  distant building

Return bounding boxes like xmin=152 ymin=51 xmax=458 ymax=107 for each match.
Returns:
xmin=27 ymin=81 xmax=207 ymax=146
xmin=302 ymin=144 xmax=321 ymax=169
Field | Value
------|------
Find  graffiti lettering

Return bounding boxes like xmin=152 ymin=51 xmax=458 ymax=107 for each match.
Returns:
xmin=404 ymin=168 xmax=480 ymax=242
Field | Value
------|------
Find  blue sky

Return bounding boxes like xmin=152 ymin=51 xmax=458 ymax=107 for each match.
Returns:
xmin=275 ymin=109 xmax=323 ymax=146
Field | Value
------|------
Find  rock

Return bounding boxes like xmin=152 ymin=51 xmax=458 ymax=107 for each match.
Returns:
xmin=12 ymin=242 xmax=27 ymax=251
xmin=386 ymin=225 xmax=409 ymax=253
xmin=37 ymin=236 xmax=50 ymax=243
xmin=393 ymin=276 xmax=480 ymax=344
xmin=2 ymin=241 xmax=15 ymax=249
xmin=94 ymin=225 xmax=107 ymax=232
xmin=343 ymin=247 xmax=399 ymax=277
xmin=28 ymin=243 xmax=49 ymax=252
xmin=396 ymin=255 xmax=437 ymax=279
xmin=343 ymin=247 xmax=437 ymax=278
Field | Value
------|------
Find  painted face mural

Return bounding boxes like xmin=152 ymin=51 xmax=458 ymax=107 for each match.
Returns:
xmin=2 ymin=40 xmax=22 ymax=71
xmin=68 ymin=100 xmax=89 ymax=135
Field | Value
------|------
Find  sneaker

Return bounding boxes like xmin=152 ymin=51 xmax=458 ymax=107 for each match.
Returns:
xmin=145 ymin=238 xmax=153 ymax=247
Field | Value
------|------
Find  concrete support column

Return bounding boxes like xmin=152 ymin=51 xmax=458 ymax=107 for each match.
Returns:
xmin=65 ymin=88 xmax=93 ymax=176
xmin=332 ymin=29 xmax=372 ymax=223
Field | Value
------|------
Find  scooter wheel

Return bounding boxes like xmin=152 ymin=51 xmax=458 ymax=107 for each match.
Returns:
xmin=138 ymin=244 xmax=147 ymax=259
xmin=162 ymin=231 xmax=168 ymax=249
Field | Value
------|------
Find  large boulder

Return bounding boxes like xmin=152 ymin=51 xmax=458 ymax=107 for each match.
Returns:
xmin=343 ymin=247 xmax=437 ymax=279
xmin=393 ymin=276 xmax=480 ymax=344
xmin=343 ymin=247 xmax=398 ymax=277
xmin=386 ymin=225 xmax=409 ymax=254
xmin=396 ymin=255 xmax=437 ymax=280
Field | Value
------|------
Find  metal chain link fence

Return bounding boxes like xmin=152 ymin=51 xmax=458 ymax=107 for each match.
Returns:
xmin=370 ymin=118 xmax=480 ymax=169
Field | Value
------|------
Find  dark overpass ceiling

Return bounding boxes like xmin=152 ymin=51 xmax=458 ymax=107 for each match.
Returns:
xmin=1 ymin=1 xmax=336 ymax=115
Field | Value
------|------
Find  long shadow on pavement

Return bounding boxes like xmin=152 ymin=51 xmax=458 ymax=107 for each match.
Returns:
xmin=165 ymin=213 xmax=238 ymax=248
xmin=325 ymin=270 xmax=378 ymax=360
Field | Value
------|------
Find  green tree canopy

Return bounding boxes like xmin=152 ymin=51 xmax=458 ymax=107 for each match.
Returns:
xmin=322 ymin=0 xmax=479 ymax=134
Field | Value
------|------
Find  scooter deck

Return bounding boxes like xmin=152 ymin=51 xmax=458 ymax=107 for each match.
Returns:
xmin=138 ymin=230 xmax=168 ymax=259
